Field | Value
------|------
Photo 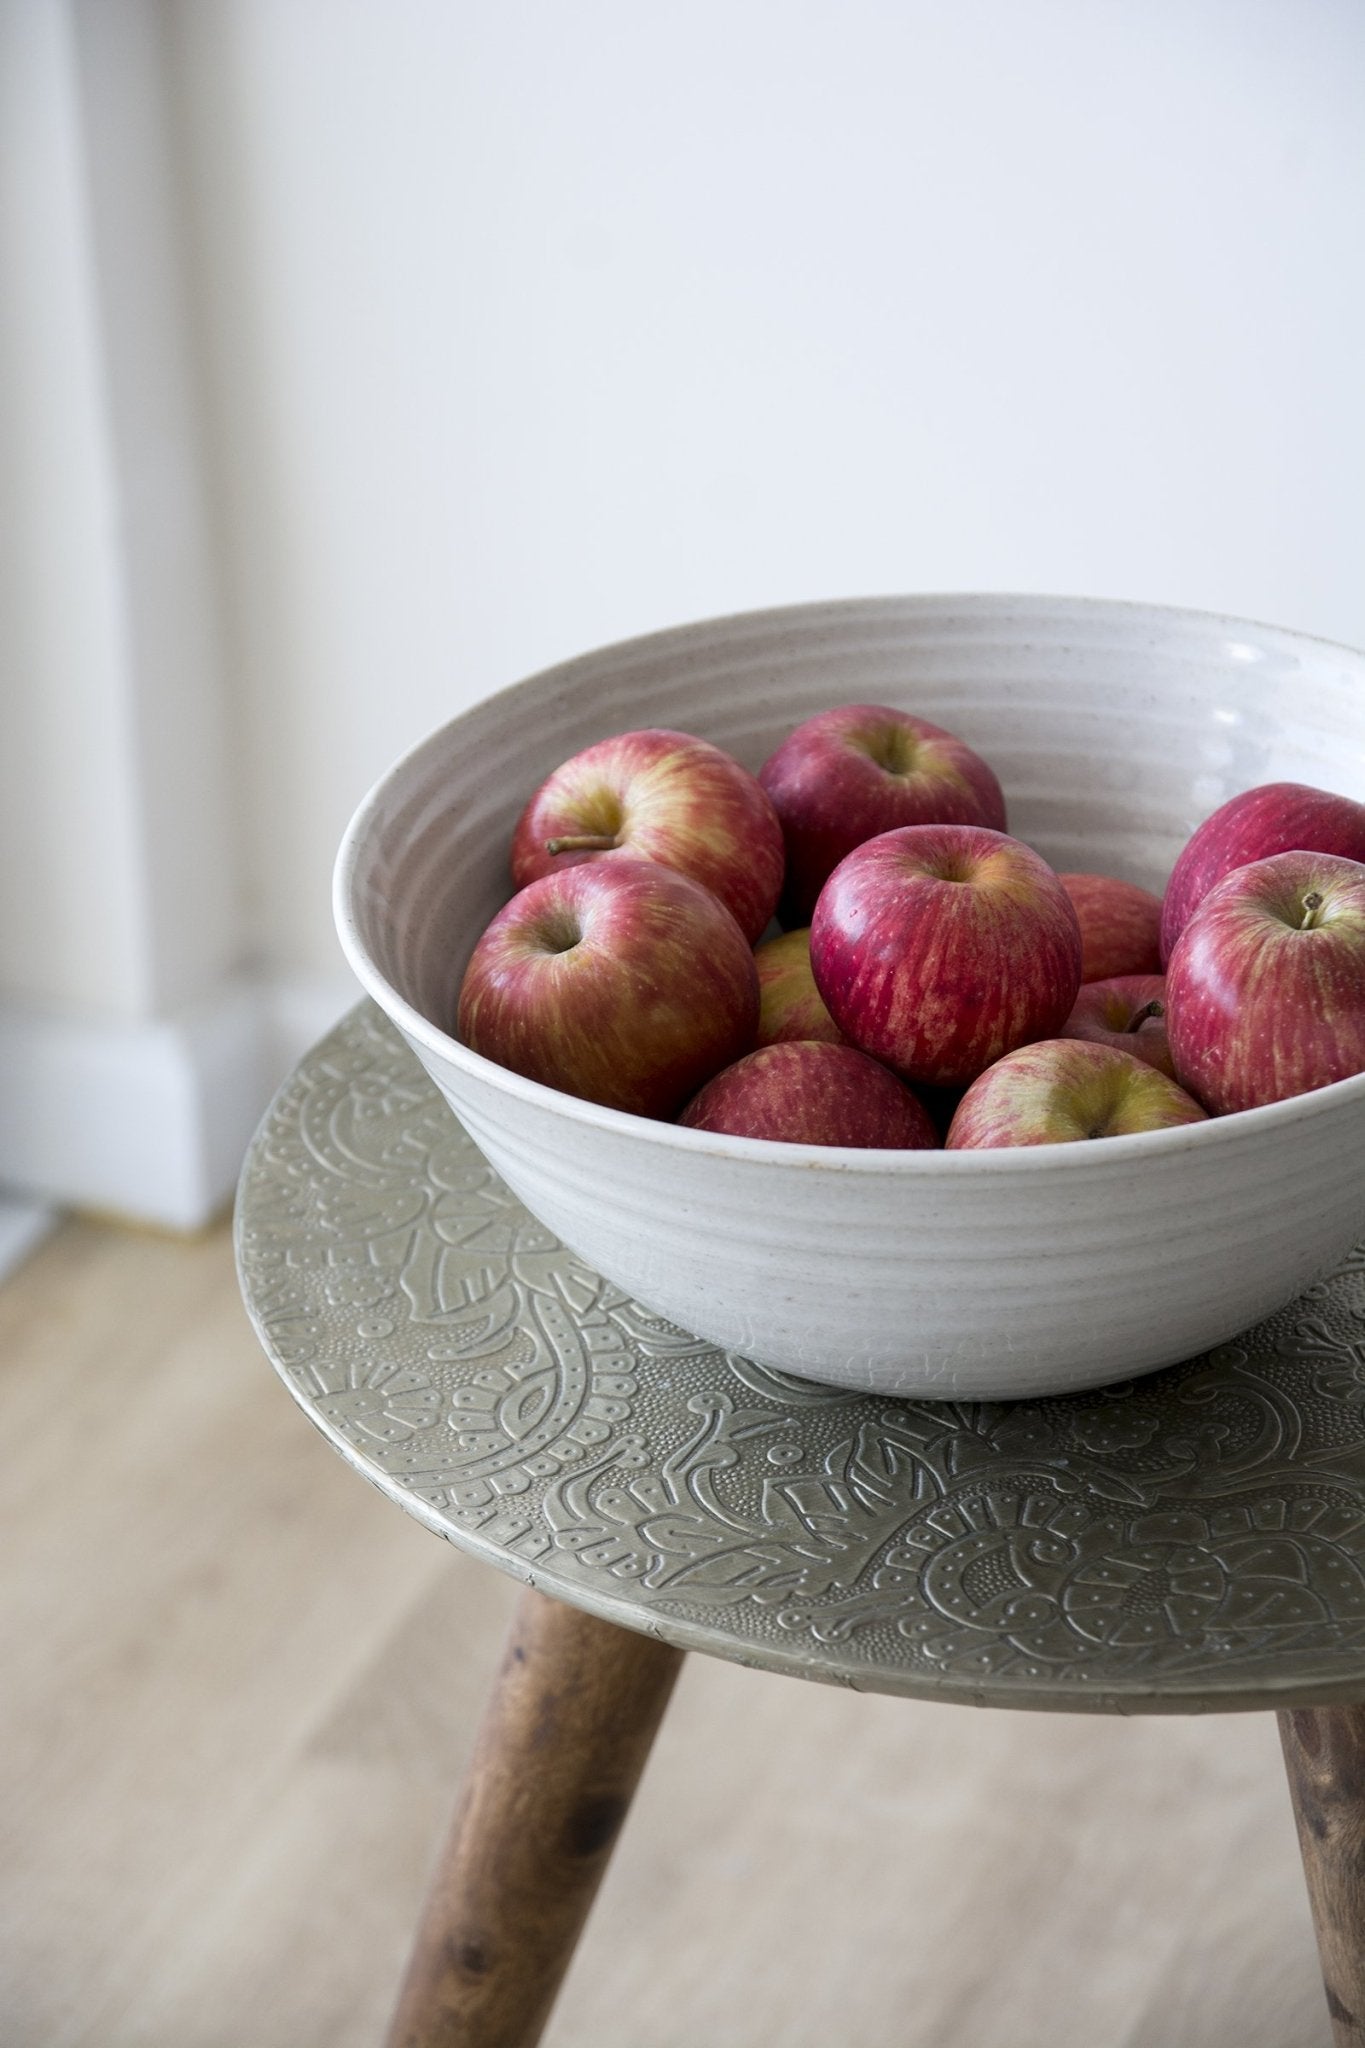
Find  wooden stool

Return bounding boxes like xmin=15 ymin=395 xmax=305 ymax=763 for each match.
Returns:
xmin=237 ymin=1005 xmax=1365 ymax=2047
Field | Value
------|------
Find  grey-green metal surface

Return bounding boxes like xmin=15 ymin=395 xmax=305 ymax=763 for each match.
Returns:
xmin=236 ymin=1004 xmax=1365 ymax=1712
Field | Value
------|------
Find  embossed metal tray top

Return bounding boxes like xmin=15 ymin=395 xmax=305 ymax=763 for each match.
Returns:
xmin=236 ymin=1006 xmax=1365 ymax=1713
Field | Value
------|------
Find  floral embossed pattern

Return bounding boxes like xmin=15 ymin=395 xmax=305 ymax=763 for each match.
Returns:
xmin=236 ymin=1006 xmax=1365 ymax=1711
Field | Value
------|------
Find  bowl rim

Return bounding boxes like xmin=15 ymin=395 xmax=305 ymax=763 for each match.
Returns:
xmin=334 ymin=589 xmax=1365 ymax=1177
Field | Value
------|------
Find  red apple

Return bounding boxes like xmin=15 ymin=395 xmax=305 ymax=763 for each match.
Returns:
xmin=511 ymin=727 xmax=785 ymax=943
xmin=754 ymin=927 xmax=843 ymax=1046
xmin=1165 ymin=849 xmax=1365 ymax=1114
xmin=758 ymin=704 xmax=1007 ymax=923
xmin=457 ymin=857 xmax=759 ymax=1117
xmin=1160 ymin=781 xmax=1365 ymax=964
xmin=679 ymin=1041 xmax=938 ymax=1148
xmin=1060 ymin=973 xmax=1173 ymax=1078
xmin=1059 ymin=872 xmax=1162 ymax=982
xmin=809 ymin=824 xmax=1083 ymax=1086
xmin=946 ymin=1039 xmax=1207 ymax=1149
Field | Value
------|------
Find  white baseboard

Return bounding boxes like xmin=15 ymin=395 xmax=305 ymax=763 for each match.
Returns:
xmin=0 ymin=972 xmax=359 ymax=1232
xmin=0 ymin=1194 xmax=58 ymax=1282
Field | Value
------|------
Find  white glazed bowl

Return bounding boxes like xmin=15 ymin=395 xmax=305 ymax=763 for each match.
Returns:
xmin=335 ymin=595 xmax=1365 ymax=1399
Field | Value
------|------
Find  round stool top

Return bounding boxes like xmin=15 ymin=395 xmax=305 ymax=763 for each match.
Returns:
xmin=236 ymin=1005 xmax=1365 ymax=1714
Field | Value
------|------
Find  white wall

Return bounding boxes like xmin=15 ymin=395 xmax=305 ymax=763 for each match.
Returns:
xmin=170 ymin=0 xmax=1365 ymax=984
xmin=0 ymin=0 xmax=254 ymax=1228
xmin=0 ymin=0 xmax=235 ymax=1022
xmin=3 ymin=0 xmax=1364 ymax=1222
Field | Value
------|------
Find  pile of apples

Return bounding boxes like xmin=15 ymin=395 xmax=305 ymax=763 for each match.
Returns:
xmin=456 ymin=707 xmax=1365 ymax=1150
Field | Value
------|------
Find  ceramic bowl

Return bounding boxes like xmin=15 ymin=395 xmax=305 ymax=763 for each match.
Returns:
xmin=335 ymin=595 xmax=1365 ymax=1399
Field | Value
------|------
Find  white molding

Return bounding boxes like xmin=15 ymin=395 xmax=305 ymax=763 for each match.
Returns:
xmin=0 ymin=1195 xmax=58 ymax=1284
xmin=0 ymin=971 xmax=356 ymax=1232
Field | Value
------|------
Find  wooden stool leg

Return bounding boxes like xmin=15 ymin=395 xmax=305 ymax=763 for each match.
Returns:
xmin=1279 ymin=1706 xmax=1365 ymax=2043
xmin=383 ymin=1587 xmax=684 ymax=2048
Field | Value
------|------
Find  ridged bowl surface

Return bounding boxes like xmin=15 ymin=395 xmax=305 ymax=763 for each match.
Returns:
xmin=335 ymin=595 xmax=1365 ymax=1398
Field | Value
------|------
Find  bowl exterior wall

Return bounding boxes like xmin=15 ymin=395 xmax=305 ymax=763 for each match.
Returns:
xmin=339 ymin=595 xmax=1365 ymax=1398
xmin=405 ymin=1029 xmax=1365 ymax=1397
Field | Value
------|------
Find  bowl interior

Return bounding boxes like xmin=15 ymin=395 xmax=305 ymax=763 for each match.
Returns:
xmin=339 ymin=595 xmax=1365 ymax=1060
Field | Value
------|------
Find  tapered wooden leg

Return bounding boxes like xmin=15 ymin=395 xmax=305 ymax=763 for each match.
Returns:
xmin=1279 ymin=1706 xmax=1365 ymax=2043
xmin=383 ymin=1587 xmax=684 ymax=2048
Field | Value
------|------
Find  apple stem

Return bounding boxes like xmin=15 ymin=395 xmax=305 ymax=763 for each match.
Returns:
xmin=545 ymin=833 xmax=620 ymax=855
xmin=1301 ymin=890 xmax=1324 ymax=930
xmin=1127 ymin=1000 xmax=1165 ymax=1031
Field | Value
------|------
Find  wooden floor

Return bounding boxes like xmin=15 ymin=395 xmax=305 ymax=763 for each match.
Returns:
xmin=0 ymin=1216 xmax=1334 ymax=2047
